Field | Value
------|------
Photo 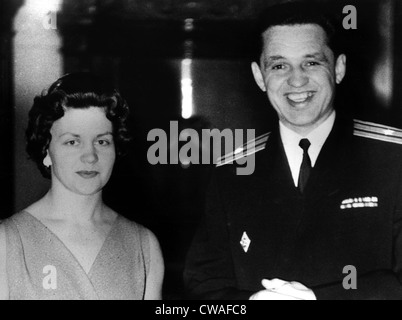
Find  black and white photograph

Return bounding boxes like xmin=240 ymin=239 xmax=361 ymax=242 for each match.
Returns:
xmin=1 ymin=0 xmax=402 ymax=303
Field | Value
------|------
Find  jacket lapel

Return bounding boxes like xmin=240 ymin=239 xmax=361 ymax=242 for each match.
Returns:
xmin=244 ymin=128 xmax=306 ymax=274
xmin=254 ymin=127 xmax=300 ymax=201
xmin=305 ymin=116 xmax=355 ymax=202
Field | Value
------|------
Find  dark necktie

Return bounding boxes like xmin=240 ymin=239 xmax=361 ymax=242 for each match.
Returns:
xmin=298 ymin=139 xmax=312 ymax=194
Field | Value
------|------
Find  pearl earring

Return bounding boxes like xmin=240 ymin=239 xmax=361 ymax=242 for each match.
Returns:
xmin=43 ymin=153 xmax=52 ymax=168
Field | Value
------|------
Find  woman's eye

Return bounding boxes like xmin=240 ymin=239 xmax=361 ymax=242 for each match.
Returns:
xmin=97 ymin=139 xmax=111 ymax=146
xmin=65 ymin=140 xmax=79 ymax=146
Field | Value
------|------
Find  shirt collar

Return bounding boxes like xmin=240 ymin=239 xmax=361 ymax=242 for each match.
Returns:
xmin=280 ymin=111 xmax=336 ymax=148
xmin=280 ymin=110 xmax=336 ymax=167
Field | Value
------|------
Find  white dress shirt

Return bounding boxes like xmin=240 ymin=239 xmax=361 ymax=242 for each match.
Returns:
xmin=280 ymin=111 xmax=336 ymax=187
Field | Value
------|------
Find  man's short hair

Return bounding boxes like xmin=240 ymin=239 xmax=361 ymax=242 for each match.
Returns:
xmin=252 ymin=1 xmax=344 ymax=63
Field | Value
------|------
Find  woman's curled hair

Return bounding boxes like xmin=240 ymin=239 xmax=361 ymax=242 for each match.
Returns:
xmin=26 ymin=72 xmax=131 ymax=179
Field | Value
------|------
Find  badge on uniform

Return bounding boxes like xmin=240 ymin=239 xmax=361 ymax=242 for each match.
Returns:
xmin=340 ymin=197 xmax=379 ymax=210
xmin=240 ymin=232 xmax=251 ymax=253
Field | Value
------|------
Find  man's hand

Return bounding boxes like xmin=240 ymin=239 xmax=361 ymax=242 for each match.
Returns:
xmin=249 ymin=279 xmax=317 ymax=300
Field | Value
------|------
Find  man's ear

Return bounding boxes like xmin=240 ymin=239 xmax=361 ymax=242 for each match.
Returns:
xmin=251 ymin=62 xmax=267 ymax=92
xmin=335 ymin=54 xmax=347 ymax=84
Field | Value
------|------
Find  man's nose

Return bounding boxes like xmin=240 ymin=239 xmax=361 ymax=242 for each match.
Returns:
xmin=81 ymin=144 xmax=99 ymax=164
xmin=287 ymin=67 xmax=309 ymax=88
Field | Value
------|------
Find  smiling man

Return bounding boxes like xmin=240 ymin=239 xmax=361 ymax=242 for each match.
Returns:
xmin=184 ymin=1 xmax=402 ymax=300
xmin=252 ymin=24 xmax=346 ymax=136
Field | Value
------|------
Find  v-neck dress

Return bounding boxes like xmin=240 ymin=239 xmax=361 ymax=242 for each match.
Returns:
xmin=3 ymin=211 xmax=150 ymax=300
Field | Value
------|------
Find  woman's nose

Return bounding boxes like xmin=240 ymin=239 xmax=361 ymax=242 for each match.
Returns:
xmin=81 ymin=144 xmax=99 ymax=164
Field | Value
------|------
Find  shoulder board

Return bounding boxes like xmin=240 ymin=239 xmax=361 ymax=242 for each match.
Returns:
xmin=353 ymin=119 xmax=402 ymax=145
xmin=216 ymin=132 xmax=270 ymax=167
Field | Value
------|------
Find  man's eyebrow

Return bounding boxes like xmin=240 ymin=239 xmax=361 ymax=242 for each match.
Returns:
xmin=267 ymin=55 xmax=285 ymax=61
xmin=263 ymin=55 xmax=286 ymax=68
xmin=304 ymin=53 xmax=330 ymax=63
xmin=262 ymin=52 xmax=330 ymax=66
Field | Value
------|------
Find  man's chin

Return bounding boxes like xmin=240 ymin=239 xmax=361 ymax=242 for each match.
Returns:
xmin=281 ymin=116 xmax=324 ymax=132
xmin=282 ymin=114 xmax=317 ymax=126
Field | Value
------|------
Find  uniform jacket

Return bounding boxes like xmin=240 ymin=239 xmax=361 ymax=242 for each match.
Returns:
xmin=184 ymin=115 xmax=402 ymax=300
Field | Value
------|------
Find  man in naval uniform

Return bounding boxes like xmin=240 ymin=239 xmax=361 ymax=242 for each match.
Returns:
xmin=184 ymin=1 xmax=402 ymax=300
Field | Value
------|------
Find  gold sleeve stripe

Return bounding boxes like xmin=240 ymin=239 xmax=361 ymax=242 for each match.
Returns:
xmin=216 ymin=132 xmax=270 ymax=166
xmin=216 ymin=144 xmax=267 ymax=167
xmin=354 ymin=129 xmax=402 ymax=145
xmin=216 ymin=132 xmax=269 ymax=162
xmin=354 ymin=123 xmax=402 ymax=139
xmin=354 ymin=119 xmax=402 ymax=144
xmin=354 ymin=119 xmax=402 ymax=135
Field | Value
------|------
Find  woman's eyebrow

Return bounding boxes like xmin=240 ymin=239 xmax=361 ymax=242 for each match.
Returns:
xmin=97 ymin=132 xmax=113 ymax=138
xmin=59 ymin=132 xmax=80 ymax=138
xmin=58 ymin=132 xmax=113 ymax=138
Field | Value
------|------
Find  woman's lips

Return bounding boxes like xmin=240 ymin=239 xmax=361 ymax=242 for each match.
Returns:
xmin=76 ymin=171 xmax=99 ymax=179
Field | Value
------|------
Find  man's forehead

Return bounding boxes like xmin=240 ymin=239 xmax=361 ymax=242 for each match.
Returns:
xmin=262 ymin=24 xmax=329 ymax=47
xmin=261 ymin=24 xmax=332 ymax=58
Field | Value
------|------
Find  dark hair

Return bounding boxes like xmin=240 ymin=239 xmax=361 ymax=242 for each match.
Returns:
xmin=26 ymin=72 xmax=131 ymax=179
xmin=252 ymin=1 xmax=344 ymax=63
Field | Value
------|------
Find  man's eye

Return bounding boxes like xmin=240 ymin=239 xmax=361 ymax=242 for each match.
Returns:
xmin=306 ymin=61 xmax=320 ymax=67
xmin=272 ymin=64 xmax=285 ymax=70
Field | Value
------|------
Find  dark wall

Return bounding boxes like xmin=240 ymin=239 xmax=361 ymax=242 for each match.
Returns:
xmin=318 ymin=0 xmax=396 ymax=123
xmin=0 ymin=0 xmax=24 ymax=218
xmin=394 ymin=0 xmax=402 ymax=124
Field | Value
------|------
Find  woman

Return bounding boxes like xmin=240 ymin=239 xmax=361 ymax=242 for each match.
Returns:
xmin=0 ymin=72 xmax=164 ymax=300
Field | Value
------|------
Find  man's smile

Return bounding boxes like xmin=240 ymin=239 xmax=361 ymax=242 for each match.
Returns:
xmin=285 ymin=91 xmax=316 ymax=107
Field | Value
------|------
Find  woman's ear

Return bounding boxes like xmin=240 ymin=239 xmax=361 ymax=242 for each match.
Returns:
xmin=43 ymin=151 xmax=52 ymax=168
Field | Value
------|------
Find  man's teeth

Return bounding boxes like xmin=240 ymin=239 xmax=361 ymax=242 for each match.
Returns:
xmin=287 ymin=92 xmax=313 ymax=103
